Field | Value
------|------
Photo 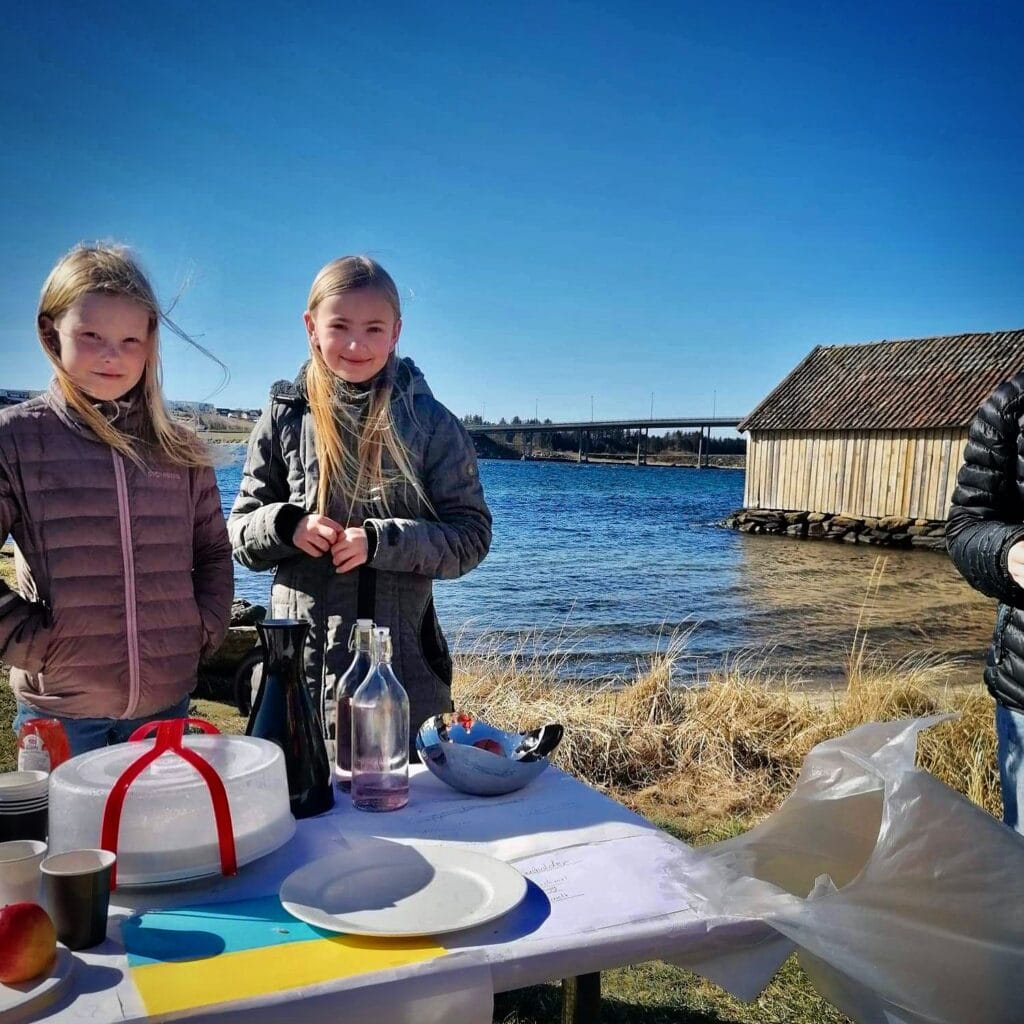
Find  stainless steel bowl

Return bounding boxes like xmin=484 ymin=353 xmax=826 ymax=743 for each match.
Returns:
xmin=416 ymin=713 xmax=563 ymax=797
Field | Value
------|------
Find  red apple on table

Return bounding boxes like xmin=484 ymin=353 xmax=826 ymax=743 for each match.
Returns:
xmin=0 ymin=902 xmax=57 ymax=983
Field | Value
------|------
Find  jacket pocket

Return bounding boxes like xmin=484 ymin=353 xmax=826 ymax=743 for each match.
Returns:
xmin=418 ymin=598 xmax=453 ymax=689
xmin=994 ymin=604 xmax=1012 ymax=665
xmin=21 ymin=603 xmax=55 ymax=676
xmin=191 ymin=600 xmax=207 ymax=659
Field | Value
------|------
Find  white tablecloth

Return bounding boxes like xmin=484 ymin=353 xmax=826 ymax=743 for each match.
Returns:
xmin=34 ymin=766 xmax=758 ymax=1024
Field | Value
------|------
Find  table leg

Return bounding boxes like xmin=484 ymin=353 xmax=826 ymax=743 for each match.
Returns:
xmin=561 ymin=973 xmax=601 ymax=1023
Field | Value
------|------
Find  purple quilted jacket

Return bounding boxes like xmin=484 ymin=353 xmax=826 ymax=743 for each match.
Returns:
xmin=0 ymin=383 xmax=233 ymax=719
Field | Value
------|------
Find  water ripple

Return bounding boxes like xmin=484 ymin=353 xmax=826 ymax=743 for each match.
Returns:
xmin=218 ymin=458 xmax=993 ymax=687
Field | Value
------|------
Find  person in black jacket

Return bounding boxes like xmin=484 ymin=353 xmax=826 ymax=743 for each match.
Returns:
xmin=947 ymin=373 xmax=1024 ymax=833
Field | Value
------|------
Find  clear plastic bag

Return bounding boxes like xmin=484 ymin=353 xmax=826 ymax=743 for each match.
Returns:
xmin=667 ymin=715 xmax=1024 ymax=1023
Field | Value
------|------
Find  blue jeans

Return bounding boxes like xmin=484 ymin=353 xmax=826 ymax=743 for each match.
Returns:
xmin=996 ymin=702 xmax=1024 ymax=834
xmin=12 ymin=696 xmax=192 ymax=758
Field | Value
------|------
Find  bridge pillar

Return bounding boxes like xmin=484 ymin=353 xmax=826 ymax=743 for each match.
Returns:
xmin=697 ymin=425 xmax=705 ymax=469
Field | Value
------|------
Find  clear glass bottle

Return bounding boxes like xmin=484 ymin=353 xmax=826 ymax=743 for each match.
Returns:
xmin=351 ymin=626 xmax=409 ymax=812
xmin=320 ymin=640 xmax=338 ymax=768
xmin=334 ymin=618 xmax=375 ymax=790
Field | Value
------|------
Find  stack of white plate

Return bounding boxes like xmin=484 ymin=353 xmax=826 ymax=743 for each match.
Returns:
xmin=0 ymin=771 xmax=49 ymax=841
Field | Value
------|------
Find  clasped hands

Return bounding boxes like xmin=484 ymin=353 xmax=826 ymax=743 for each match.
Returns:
xmin=1009 ymin=540 xmax=1024 ymax=589
xmin=292 ymin=514 xmax=368 ymax=573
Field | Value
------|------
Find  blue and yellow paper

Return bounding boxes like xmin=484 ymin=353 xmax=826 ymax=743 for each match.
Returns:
xmin=123 ymin=897 xmax=448 ymax=1017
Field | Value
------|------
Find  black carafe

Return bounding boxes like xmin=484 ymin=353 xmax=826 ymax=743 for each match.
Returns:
xmin=246 ymin=619 xmax=335 ymax=818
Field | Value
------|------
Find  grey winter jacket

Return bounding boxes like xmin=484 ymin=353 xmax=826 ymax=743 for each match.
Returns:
xmin=0 ymin=383 xmax=234 ymax=719
xmin=948 ymin=371 xmax=1024 ymax=711
xmin=228 ymin=358 xmax=491 ymax=739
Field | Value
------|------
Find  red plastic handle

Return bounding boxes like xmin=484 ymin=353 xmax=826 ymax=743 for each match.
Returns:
xmin=100 ymin=717 xmax=238 ymax=889
xmin=127 ymin=717 xmax=221 ymax=741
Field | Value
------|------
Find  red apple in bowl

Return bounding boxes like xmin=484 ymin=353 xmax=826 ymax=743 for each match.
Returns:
xmin=472 ymin=738 xmax=505 ymax=756
xmin=0 ymin=902 xmax=57 ymax=983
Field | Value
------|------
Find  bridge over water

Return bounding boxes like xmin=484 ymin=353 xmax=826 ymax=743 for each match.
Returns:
xmin=466 ymin=416 xmax=741 ymax=434
xmin=465 ymin=416 xmax=745 ymax=464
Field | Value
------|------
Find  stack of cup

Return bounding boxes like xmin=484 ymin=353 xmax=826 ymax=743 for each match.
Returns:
xmin=0 ymin=771 xmax=48 ymax=842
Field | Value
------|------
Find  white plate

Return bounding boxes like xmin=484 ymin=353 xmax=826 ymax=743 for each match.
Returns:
xmin=279 ymin=839 xmax=527 ymax=937
xmin=0 ymin=947 xmax=74 ymax=1024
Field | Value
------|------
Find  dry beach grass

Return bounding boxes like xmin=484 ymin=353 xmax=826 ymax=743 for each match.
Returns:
xmin=453 ymin=627 xmax=998 ymax=825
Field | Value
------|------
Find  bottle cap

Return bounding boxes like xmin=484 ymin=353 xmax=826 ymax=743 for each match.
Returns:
xmin=349 ymin=619 xmax=376 ymax=649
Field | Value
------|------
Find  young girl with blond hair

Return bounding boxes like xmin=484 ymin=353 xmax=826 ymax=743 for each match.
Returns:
xmin=229 ymin=256 xmax=491 ymax=748
xmin=2 ymin=244 xmax=233 ymax=754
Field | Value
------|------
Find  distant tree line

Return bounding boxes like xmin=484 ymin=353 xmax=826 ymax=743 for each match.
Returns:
xmin=460 ymin=414 xmax=745 ymax=455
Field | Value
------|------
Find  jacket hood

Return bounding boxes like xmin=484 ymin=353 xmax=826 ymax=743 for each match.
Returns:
xmin=44 ymin=378 xmax=148 ymax=443
xmin=270 ymin=356 xmax=433 ymax=405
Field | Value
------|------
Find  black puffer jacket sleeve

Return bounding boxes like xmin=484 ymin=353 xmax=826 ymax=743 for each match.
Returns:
xmin=947 ymin=373 xmax=1024 ymax=607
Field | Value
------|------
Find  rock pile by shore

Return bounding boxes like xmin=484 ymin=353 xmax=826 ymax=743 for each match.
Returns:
xmin=197 ymin=599 xmax=265 ymax=701
xmin=723 ymin=508 xmax=947 ymax=550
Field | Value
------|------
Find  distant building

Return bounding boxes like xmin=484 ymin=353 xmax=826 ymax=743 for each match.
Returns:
xmin=211 ymin=406 xmax=261 ymax=420
xmin=0 ymin=388 xmax=43 ymax=407
xmin=738 ymin=329 xmax=1024 ymax=524
xmin=168 ymin=400 xmax=216 ymax=415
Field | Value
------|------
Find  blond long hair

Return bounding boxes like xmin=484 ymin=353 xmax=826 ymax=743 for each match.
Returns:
xmin=306 ymin=256 xmax=432 ymax=519
xmin=37 ymin=244 xmax=216 ymax=468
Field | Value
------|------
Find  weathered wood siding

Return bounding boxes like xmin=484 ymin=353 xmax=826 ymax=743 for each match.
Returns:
xmin=743 ymin=428 xmax=969 ymax=520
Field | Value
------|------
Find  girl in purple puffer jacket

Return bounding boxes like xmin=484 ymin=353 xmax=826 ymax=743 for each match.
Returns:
xmin=1 ymin=244 xmax=233 ymax=755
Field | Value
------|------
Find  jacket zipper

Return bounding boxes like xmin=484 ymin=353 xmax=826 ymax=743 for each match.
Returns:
xmin=995 ymin=604 xmax=1012 ymax=666
xmin=112 ymin=453 xmax=142 ymax=717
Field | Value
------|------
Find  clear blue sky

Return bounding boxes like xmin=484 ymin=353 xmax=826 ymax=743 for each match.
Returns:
xmin=1 ymin=1 xmax=1021 ymax=423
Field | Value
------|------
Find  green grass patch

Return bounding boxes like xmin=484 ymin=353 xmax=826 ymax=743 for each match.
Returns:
xmin=0 ymin=673 xmax=14 ymax=771
xmin=495 ymin=957 xmax=849 ymax=1023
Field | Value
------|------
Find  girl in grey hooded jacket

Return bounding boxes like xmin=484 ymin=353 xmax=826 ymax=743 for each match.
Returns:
xmin=228 ymin=257 xmax=491 ymax=750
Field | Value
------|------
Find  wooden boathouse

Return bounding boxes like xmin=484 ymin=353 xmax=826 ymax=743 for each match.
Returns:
xmin=729 ymin=329 xmax=1024 ymax=546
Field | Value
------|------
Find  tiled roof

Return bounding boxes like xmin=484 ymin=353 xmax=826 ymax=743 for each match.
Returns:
xmin=739 ymin=330 xmax=1024 ymax=432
